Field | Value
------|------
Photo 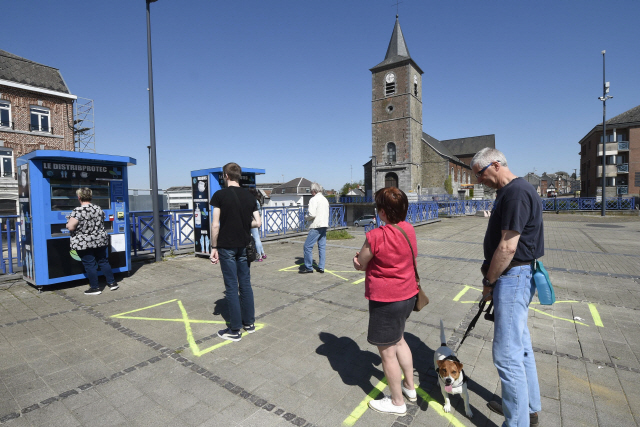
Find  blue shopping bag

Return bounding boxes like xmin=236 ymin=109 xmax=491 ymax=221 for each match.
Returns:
xmin=532 ymin=260 xmax=555 ymax=305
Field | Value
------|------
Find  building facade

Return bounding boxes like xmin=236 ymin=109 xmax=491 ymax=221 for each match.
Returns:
xmin=366 ymin=18 xmax=495 ymax=198
xmin=579 ymin=104 xmax=640 ymax=198
xmin=0 ymin=50 xmax=76 ymax=213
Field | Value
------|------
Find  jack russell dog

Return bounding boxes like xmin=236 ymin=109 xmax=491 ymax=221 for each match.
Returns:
xmin=434 ymin=320 xmax=473 ymax=418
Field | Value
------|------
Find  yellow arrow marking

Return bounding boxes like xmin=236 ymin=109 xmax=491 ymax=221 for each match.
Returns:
xmin=111 ymin=299 xmax=265 ymax=357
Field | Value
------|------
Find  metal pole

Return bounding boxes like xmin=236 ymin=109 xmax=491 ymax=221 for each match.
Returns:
xmin=146 ymin=0 xmax=162 ymax=261
xmin=601 ymin=51 xmax=606 ymax=216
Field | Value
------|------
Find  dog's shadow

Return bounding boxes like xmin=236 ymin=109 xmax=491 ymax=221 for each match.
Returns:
xmin=405 ymin=333 xmax=499 ymax=426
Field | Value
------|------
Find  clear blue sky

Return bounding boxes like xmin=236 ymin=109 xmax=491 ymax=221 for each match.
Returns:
xmin=5 ymin=1 xmax=639 ymax=190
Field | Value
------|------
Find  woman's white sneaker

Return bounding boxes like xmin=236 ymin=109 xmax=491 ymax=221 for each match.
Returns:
xmin=368 ymin=395 xmax=407 ymax=415
xmin=401 ymin=382 xmax=417 ymax=402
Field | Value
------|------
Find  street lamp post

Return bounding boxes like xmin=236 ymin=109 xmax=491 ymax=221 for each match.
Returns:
xmin=598 ymin=50 xmax=613 ymax=217
xmin=146 ymin=0 xmax=162 ymax=261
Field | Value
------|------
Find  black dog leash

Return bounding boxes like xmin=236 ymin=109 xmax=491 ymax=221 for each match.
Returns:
xmin=457 ymin=294 xmax=494 ymax=351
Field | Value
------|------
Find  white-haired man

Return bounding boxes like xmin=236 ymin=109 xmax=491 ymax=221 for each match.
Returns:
xmin=471 ymin=147 xmax=543 ymax=427
xmin=300 ymin=182 xmax=329 ymax=274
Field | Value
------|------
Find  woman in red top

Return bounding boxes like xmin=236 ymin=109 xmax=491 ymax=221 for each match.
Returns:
xmin=353 ymin=187 xmax=419 ymax=416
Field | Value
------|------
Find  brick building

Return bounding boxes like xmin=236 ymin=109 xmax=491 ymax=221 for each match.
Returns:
xmin=578 ymin=104 xmax=640 ymax=197
xmin=0 ymin=49 xmax=76 ymax=213
xmin=364 ymin=17 xmax=495 ymax=198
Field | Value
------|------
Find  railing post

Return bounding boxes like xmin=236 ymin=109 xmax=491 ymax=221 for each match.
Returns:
xmin=6 ymin=218 xmax=13 ymax=274
xmin=15 ymin=219 xmax=21 ymax=267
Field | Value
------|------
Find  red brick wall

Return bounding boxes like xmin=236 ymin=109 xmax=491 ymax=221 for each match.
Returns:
xmin=0 ymin=85 xmax=75 ymax=175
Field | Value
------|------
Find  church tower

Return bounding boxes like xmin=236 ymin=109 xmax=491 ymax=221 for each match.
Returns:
xmin=370 ymin=16 xmax=423 ymax=194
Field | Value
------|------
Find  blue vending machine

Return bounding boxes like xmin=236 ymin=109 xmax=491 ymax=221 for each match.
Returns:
xmin=17 ymin=151 xmax=136 ymax=289
xmin=190 ymin=167 xmax=265 ymax=257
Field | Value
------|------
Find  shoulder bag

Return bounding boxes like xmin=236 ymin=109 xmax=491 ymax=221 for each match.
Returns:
xmin=391 ymin=224 xmax=429 ymax=311
xmin=228 ymin=189 xmax=258 ymax=262
xmin=532 ymin=259 xmax=555 ymax=305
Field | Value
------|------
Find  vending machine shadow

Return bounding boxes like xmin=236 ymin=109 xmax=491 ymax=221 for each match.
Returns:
xmin=17 ymin=150 xmax=136 ymax=292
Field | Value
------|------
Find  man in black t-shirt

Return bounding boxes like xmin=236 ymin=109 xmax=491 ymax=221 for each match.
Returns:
xmin=471 ymin=148 xmax=542 ymax=427
xmin=209 ymin=163 xmax=261 ymax=342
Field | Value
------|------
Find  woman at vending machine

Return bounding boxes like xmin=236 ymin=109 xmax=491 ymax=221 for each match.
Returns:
xmin=66 ymin=187 xmax=118 ymax=295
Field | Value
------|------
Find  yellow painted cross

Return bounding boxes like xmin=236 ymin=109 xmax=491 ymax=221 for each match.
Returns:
xmin=279 ymin=263 xmax=365 ymax=284
xmin=111 ymin=299 xmax=265 ymax=357
xmin=452 ymin=285 xmax=603 ymax=327
xmin=343 ymin=378 xmax=466 ymax=427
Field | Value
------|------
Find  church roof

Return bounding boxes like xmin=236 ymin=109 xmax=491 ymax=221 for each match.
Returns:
xmin=0 ymin=49 xmax=71 ymax=94
xmin=370 ymin=17 xmax=423 ymax=74
xmin=440 ymin=134 xmax=496 ymax=157
xmin=422 ymin=132 xmax=463 ymax=163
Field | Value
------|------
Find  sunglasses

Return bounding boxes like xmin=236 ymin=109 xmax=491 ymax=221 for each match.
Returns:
xmin=475 ymin=161 xmax=499 ymax=179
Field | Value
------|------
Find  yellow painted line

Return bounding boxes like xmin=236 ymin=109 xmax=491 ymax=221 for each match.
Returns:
xmin=352 ymin=277 xmax=365 ymax=285
xmin=111 ymin=299 xmax=178 ymax=317
xmin=278 ymin=263 xmax=304 ymax=272
xmin=414 ymin=386 xmax=466 ymax=427
xmin=589 ymin=303 xmax=604 ymax=327
xmin=529 ymin=307 xmax=588 ymax=326
xmin=342 ymin=377 xmax=388 ymax=426
xmin=111 ymin=299 xmax=266 ymax=357
xmin=453 ymin=286 xmax=471 ymax=302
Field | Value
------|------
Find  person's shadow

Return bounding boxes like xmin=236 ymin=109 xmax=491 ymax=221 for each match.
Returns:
xmin=316 ymin=332 xmax=383 ymax=395
xmin=212 ymin=298 xmax=230 ymax=324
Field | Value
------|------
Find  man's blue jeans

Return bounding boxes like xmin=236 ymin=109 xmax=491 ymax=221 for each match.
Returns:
xmin=303 ymin=227 xmax=326 ymax=270
xmin=492 ymin=265 xmax=541 ymax=427
xmin=218 ymin=247 xmax=255 ymax=331
xmin=77 ymin=246 xmax=115 ymax=289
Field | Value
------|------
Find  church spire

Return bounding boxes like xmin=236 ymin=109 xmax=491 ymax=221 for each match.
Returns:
xmin=384 ymin=15 xmax=411 ymax=60
xmin=370 ymin=15 xmax=422 ymax=74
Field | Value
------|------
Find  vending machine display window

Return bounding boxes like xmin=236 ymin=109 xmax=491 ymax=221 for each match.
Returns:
xmin=50 ymin=180 xmax=111 ymax=211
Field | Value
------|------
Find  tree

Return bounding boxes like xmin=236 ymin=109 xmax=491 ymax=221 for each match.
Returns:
xmin=444 ymin=176 xmax=453 ymax=195
xmin=340 ymin=180 xmax=363 ymax=196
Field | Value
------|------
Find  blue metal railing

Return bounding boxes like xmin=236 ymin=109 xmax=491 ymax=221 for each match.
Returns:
xmin=0 ymin=216 xmax=21 ymax=274
xmin=260 ymin=204 xmax=346 ymax=238
xmin=541 ymin=197 xmax=635 ymax=211
xmin=338 ymin=196 xmax=374 ymax=204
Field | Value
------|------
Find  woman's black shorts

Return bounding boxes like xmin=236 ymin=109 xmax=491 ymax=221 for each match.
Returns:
xmin=367 ymin=295 xmax=416 ymax=346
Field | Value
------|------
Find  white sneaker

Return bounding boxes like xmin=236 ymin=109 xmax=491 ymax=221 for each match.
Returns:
xmin=368 ymin=395 xmax=407 ymax=415
xmin=401 ymin=382 xmax=417 ymax=402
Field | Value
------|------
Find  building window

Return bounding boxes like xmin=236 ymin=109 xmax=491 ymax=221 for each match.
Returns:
xmin=386 ymin=143 xmax=396 ymax=163
xmin=0 ymin=101 xmax=11 ymax=128
xmin=385 ymin=73 xmax=396 ymax=96
xmin=606 ymin=155 xmax=616 ymax=165
xmin=0 ymin=149 xmax=13 ymax=178
xmin=463 ymin=171 xmax=466 ymax=184
xmin=606 ymin=177 xmax=616 ymax=187
xmin=281 ymin=189 xmax=285 ymax=194
xmin=30 ymin=106 xmax=50 ymax=132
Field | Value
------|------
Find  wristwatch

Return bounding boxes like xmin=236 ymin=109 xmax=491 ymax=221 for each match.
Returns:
xmin=482 ymin=278 xmax=496 ymax=288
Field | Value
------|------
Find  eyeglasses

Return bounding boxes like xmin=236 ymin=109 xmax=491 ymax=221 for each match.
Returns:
xmin=475 ymin=161 xmax=499 ymax=179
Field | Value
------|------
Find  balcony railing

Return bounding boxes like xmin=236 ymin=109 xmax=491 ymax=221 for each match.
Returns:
xmin=0 ymin=121 xmax=14 ymax=130
xmin=617 ymin=163 xmax=629 ymax=173
xmin=618 ymin=141 xmax=629 ymax=151
xmin=29 ymin=124 xmax=53 ymax=134
xmin=617 ymin=186 xmax=628 ymax=195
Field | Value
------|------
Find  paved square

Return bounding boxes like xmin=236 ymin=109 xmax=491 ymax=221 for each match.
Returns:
xmin=1 ymin=214 xmax=639 ymax=426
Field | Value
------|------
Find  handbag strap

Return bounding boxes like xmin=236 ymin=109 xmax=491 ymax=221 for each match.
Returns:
xmin=391 ymin=224 xmax=419 ymax=282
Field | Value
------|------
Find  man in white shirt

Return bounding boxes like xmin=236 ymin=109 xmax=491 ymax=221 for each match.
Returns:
xmin=301 ymin=182 xmax=330 ymax=273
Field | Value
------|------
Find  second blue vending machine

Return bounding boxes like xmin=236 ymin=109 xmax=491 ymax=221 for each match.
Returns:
xmin=190 ymin=166 xmax=265 ymax=257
